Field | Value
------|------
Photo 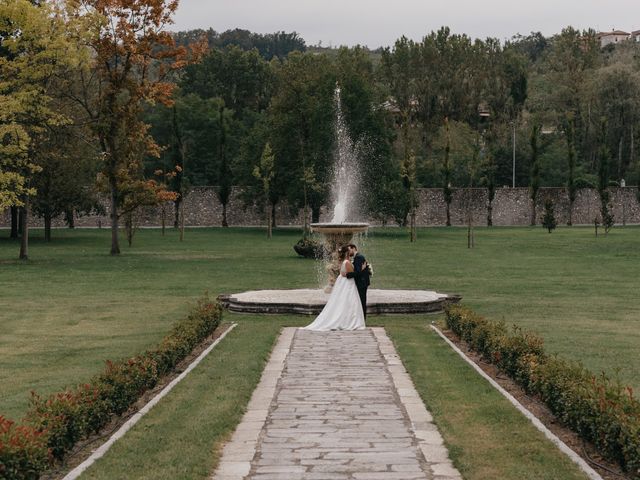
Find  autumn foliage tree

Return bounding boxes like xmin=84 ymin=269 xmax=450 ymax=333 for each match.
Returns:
xmin=77 ymin=0 xmax=204 ymax=254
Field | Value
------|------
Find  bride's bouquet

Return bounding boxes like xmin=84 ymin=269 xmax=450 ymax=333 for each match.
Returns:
xmin=366 ymin=262 xmax=373 ymax=276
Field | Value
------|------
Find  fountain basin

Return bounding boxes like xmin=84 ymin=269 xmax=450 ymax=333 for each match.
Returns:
xmin=218 ymin=289 xmax=461 ymax=315
xmin=310 ymin=223 xmax=369 ymax=235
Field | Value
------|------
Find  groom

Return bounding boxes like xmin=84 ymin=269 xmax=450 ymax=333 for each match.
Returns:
xmin=346 ymin=243 xmax=371 ymax=318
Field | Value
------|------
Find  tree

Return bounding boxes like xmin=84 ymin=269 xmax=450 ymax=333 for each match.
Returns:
xmin=334 ymin=47 xmax=394 ymax=223
xmin=381 ymin=37 xmax=416 ymax=226
xmin=174 ymin=28 xmax=306 ymax=60
xmin=253 ymin=143 xmax=275 ymax=238
xmin=401 ymin=151 xmax=417 ymax=241
xmin=268 ymin=52 xmax=335 ymax=231
xmin=529 ymin=124 xmax=542 ymax=225
xmin=31 ymin=126 xmax=101 ymax=241
xmin=443 ymin=118 xmax=453 ymax=226
xmin=0 ymin=0 xmax=84 ymax=258
xmin=589 ymin=64 xmax=640 ymax=182
xmin=562 ymin=113 xmax=578 ymax=225
xmin=541 ymin=197 xmax=557 ymax=233
xmin=77 ymin=0 xmax=204 ymax=255
xmin=546 ymin=28 xmax=599 ymax=134
xmin=597 ymin=119 xmax=614 ymax=234
xmin=181 ymin=45 xmax=272 ymax=113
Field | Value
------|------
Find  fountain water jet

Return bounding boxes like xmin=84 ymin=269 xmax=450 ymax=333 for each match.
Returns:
xmin=311 ymin=84 xmax=369 ymax=291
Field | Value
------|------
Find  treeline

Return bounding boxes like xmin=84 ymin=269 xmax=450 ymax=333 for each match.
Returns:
xmin=145 ymin=26 xmax=640 ymax=232
xmin=172 ymin=27 xmax=307 ymax=60
xmin=2 ymin=0 xmax=640 ymax=257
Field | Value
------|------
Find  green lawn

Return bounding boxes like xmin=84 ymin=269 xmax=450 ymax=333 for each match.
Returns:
xmin=81 ymin=317 xmax=588 ymax=480
xmin=1 ymin=226 xmax=638 ymax=420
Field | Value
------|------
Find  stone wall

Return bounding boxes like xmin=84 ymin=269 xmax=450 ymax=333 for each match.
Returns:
xmin=1 ymin=186 xmax=639 ymax=228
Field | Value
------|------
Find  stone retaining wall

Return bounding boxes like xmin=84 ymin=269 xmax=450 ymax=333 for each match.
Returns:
xmin=1 ymin=186 xmax=639 ymax=228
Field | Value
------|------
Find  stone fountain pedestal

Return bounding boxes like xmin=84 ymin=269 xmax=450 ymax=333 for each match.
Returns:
xmin=310 ymin=222 xmax=369 ymax=292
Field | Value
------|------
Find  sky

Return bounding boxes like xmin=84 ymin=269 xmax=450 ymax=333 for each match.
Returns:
xmin=171 ymin=0 xmax=639 ymax=48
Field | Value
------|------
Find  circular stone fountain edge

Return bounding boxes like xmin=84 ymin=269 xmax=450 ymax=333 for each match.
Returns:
xmin=218 ymin=289 xmax=462 ymax=315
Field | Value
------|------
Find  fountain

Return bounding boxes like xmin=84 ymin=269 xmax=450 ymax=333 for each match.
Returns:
xmin=311 ymin=84 xmax=369 ymax=291
xmin=218 ymin=84 xmax=461 ymax=315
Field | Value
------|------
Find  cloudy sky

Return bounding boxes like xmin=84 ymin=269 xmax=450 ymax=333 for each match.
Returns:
xmin=171 ymin=0 xmax=638 ymax=48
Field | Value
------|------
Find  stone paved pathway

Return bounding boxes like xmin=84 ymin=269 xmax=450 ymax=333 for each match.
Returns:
xmin=213 ymin=328 xmax=461 ymax=480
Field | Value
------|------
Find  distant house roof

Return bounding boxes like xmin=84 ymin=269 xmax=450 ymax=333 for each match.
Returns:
xmin=597 ymin=30 xmax=630 ymax=37
xmin=632 ymin=30 xmax=640 ymax=35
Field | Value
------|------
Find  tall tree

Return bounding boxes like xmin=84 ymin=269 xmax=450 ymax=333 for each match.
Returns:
xmin=565 ymin=113 xmax=577 ymax=225
xmin=76 ymin=0 xmax=204 ymax=255
xmin=597 ymin=118 xmax=614 ymax=234
xmin=268 ymin=51 xmax=335 ymax=231
xmin=380 ymin=36 xmax=416 ymax=226
xmin=443 ymin=118 xmax=453 ymax=226
xmin=0 ymin=0 xmax=83 ymax=258
xmin=529 ymin=124 xmax=542 ymax=225
xmin=31 ymin=126 xmax=101 ymax=241
xmin=334 ymin=46 xmax=394 ymax=223
xmin=254 ymin=143 xmax=275 ymax=238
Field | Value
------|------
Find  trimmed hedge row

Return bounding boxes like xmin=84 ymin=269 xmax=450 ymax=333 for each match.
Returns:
xmin=445 ymin=304 xmax=640 ymax=479
xmin=0 ymin=297 xmax=222 ymax=480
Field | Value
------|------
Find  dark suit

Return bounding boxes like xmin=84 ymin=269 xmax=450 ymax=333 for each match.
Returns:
xmin=347 ymin=252 xmax=371 ymax=318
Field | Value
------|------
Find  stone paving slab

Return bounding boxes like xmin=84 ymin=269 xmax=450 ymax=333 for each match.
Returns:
xmin=212 ymin=328 xmax=461 ymax=480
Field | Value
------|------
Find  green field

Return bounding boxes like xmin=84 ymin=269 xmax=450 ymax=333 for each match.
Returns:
xmin=1 ymin=226 xmax=638 ymax=420
xmin=0 ymin=226 xmax=638 ymax=479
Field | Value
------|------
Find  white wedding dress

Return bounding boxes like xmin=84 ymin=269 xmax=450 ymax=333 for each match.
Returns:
xmin=302 ymin=260 xmax=366 ymax=331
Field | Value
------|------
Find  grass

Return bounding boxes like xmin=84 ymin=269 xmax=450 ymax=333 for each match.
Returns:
xmin=0 ymin=225 xmax=638 ymax=478
xmin=80 ymin=317 xmax=307 ymax=480
xmin=1 ymin=226 xmax=638 ymax=419
xmin=385 ymin=319 xmax=589 ymax=480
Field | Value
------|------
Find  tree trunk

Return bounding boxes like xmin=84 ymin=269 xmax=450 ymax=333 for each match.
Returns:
xmin=630 ymin=127 xmax=635 ymax=179
xmin=65 ymin=208 xmax=75 ymax=228
xmin=410 ymin=208 xmax=416 ymax=242
xmin=267 ymin=202 xmax=273 ymax=239
xmin=125 ymin=212 xmax=134 ymax=247
xmin=311 ymin=206 xmax=321 ymax=224
xmin=221 ymin=202 xmax=228 ymax=227
xmin=487 ymin=201 xmax=493 ymax=227
xmin=10 ymin=206 xmax=18 ymax=239
xmin=467 ymin=190 xmax=474 ymax=248
xmin=618 ymin=136 xmax=623 ymax=181
xmin=303 ymin=204 xmax=310 ymax=235
xmin=179 ymin=199 xmax=185 ymax=242
xmin=17 ymin=206 xmax=24 ymax=238
xmin=19 ymin=201 xmax=29 ymax=260
xmin=271 ymin=203 xmax=277 ymax=229
xmin=44 ymin=211 xmax=52 ymax=243
xmin=530 ymin=198 xmax=537 ymax=226
xmin=568 ymin=198 xmax=573 ymax=226
xmin=161 ymin=204 xmax=166 ymax=236
xmin=174 ymin=197 xmax=181 ymax=229
xmin=445 ymin=202 xmax=451 ymax=227
xmin=110 ymin=179 xmax=120 ymax=255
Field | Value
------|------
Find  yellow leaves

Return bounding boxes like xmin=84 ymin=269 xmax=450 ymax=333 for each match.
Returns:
xmin=0 ymin=170 xmax=36 ymax=209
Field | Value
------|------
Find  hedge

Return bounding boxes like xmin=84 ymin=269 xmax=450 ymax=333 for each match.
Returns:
xmin=0 ymin=297 xmax=222 ymax=480
xmin=445 ymin=304 xmax=640 ymax=479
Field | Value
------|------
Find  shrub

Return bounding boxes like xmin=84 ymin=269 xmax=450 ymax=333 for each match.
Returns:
xmin=0 ymin=416 xmax=49 ymax=480
xmin=444 ymin=305 xmax=640 ymax=478
xmin=541 ymin=198 xmax=557 ymax=233
xmin=2 ymin=296 xmax=222 ymax=477
xmin=293 ymin=237 xmax=325 ymax=259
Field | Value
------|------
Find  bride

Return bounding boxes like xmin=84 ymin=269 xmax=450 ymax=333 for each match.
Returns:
xmin=302 ymin=245 xmax=365 ymax=331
